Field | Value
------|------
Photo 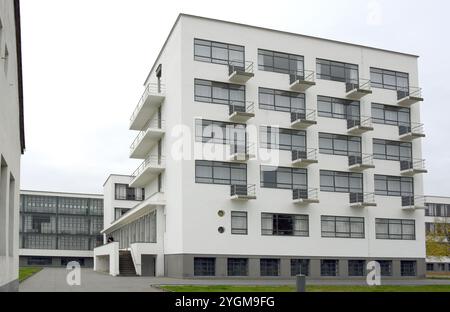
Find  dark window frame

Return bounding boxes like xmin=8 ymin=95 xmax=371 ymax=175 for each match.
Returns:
xmin=290 ymin=259 xmax=310 ymax=276
xmin=260 ymin=259 xmax=280 ymax=277
xmin=260 ymin=166 xmax=308 ymax=190
xmin=261 ymin=213 xmax=309 ymax=237
xmin=370 ymin=67 xmax=409 ymax=92
xmin=321 ymin=215 xmax=365 ymax=239
xmin=374 ymin=175 xmax=414 ymax=197
xmin=320 ymin=170 xmax=363 ymax=194
xmin=260 ymin=126 xmax=306 ymax=151
xmin=320 ymin=259 xmax=339 ymax=277
xmin=371 ymin=103 xmax=411 ymax=127
xmin=376 ymin=218 xmax=416 ymax=240
xmin=195 ymin=119 xmax=247 ymax=147
xmin=194 ymin=257 xmax=216 ymax=276
xmin=258 ymin=49 xmax=304 ymax=75
xmin=195 ymin=160 xmax=247 ymax=186
xmin=194 ymin=79 xmax=246 ymax=107
xmin=194 ymin=38 xmax=245 ymax=67
xmin=316 ymin=58 xmax=359 ymax=84
xmin=373 ymin=139 xmax=412 ymax=162
xmin=231 ymin=211 xmax=248 ymax=235
xmin=317 ymin=96 xmax=360 ymax=120
xmin=319 ymin=133 xmax=361 ymax=157
xmin=258 ymin=87 xmax=306 ymax=113
xmin=227 ymin=258 xmax=248 ymax=277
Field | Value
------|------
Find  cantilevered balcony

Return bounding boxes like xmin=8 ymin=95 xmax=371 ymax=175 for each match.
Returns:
xmin=293 ymin=188 xmax=320 ymax=205
xmin=130 ymin=83 xmax=165 ymax=131
xmin=402 ymin=195 xmax=426 ymax=210
xmin=228 ymin=101 xmax=255 ymax=123
xmin=129 ymin=156 xmax=165 ymax=188
xmin=347 ymin=117 xmax=374 ymax=135
xmin=228 ymin=61 xmax=255 ymax=84
xmin=291 ymin=109 xmax=317 ymax=129
xmin=229 ymin=143 xmax=255 ymax=162
xmin=399 ymin=123 xmax=425 ymax=141
xmin=349 ymin=154 xmax=375 ymax=171
xmin=350 ymin=193 xmax=377 ymax=208
xmin=346 ymin=79 xmax=372 ymax=100
xmin=292 ymin=148 xmax=318 ymax=167
xmin=289 ymin=70 xmax=316 ymax=92
xmin=397 ymin=87 xmax=423 ymax=107
xmin=129 ymin=117 xmax=165 ymax=159
xmin=400 ymin=159 xmax=428 ymax=176
xmin=230 ymin=184 xmax=256 ymax=201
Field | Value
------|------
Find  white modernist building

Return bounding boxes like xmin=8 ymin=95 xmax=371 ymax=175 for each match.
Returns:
xmin=96 ymin=14 xmax=428 ymax=279
xmin=0 ymin=0 xmax=24 ymax=292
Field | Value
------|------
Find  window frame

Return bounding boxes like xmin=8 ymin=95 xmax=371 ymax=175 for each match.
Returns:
xmin=258 ymin=87 xmax=306 ymax=113
xmin=194 ymin=38 xmax=245 ymax=67
xmin=316 ymin=58 xmax=359 ymax=84
xmin=195 ymin=160 xmax=247 ymax=186
xmin=260 ymin=166 xmax=308 ymax=190
xmin=370 ymin=67 xmax=410 ymax=92
xmin=261 ymin=213 xmax=309 ymax=237
xmin=374 ymin=175 xmax=414 ymax=197
xmin=258 ymin=49 xmax=304 ymax=75
xmin=319 ymin=133 xmax=361 ymax=157
xmin=260 ymin=126 xmax=306 ymax=152
xmin=320 ymin=215 xmax=365 ymax=239
xmin=231 ymin=211 xmax=248 ymax=235
xmin=373 ymin=139 xmax=412 ymax=162
xmin=317 ymin=96 xmax=360 ymax=120
xmin=375 ymin=218 xmax=416 ymax=240
xmin=194 ymin=79 xmax=246 ymax=107
xmin=371 ymin=103 xmax=411 ymax=127
xmin=320 ymin=170 xmax=363 ymax=194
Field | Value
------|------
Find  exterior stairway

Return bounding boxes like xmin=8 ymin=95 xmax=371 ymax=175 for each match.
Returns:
xmin=119 ymin=250 xmax=137 ymax=276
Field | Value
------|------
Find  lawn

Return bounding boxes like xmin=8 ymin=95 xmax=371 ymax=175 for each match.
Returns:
xmin=160 ymin=285 xmax=450 ymax=292
xmin=19 ymin=267 xmax=42 ymax=283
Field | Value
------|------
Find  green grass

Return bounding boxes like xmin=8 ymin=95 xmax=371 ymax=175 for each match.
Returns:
xmin=19 ymin=267 xmax=42 ymax=283
xmin=160 ymin=284 xmax=450 ymax=293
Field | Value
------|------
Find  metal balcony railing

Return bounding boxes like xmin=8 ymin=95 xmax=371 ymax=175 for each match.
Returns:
xmin=293 ymin=188 xmax=319 ymax=201
xmin=130 ymin=117 xmax=165 ymax=152
xmin=292 ymin=148 xmax=318 ymax=162
xmin=231 ymin=184 xmax=256 ymax=197
xmin=397 ymin=87 xmax=422 ymax=101
xmin=291 ymin=109 xmax=317 ymax=123
xmin=402 ymin=195 xmax=426 ymax=208
xmin=399 ymin=122 xmax=424 ymax=136
xmin=349 ymin=154 xmax=374 ymax=167
xmin=347 ymin=116 xmax=373 ymax=129
xmin=400 ymin=159 xmax=426 ymax=171
xmin=229 ymin=101 xmax=255 ymax=115
xmin=230 ymin=142 xmax=255 ymax=156
xmin=130 ymin=83 xmax=166 ymax=123
xmin=132 ymin=155 xmax=165 ymax=178
xmin=350 ymin=192 xmax=375 ymax=204
xmin=289 ymin=70 xmax=315 ymax=85
xmin=346 ymin=78 xmax=372 ymax=93
xmin=228 ymin=60 xmax=254 ymax=76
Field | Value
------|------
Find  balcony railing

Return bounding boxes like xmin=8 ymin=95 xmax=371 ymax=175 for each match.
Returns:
xmin=347 ymin=116 xmax=373 ymax=130
xmin=228 ymin=60 xmax=254 ymax=76
xmin=397 ymin=87 xmax=423 ymax=101
xmin=132 ymin=155 xmax=165 ymax=178
xmin=130 ymin=83 xmax=165 ymax=124
xmin=289 ymin=70 xmax=315 ymax=85
xmin=293 ymin=188 xmax=319 ymax=202
xmin=400 ymin=159 xmax=427 ymax=175
xmin=349 ymin=153 xmax=374 ymax=167
xmin=130 ymin=117 xmax=165 ymax=153
xmin=402 ymin=195 xmax=426 ymax=209
xmin=350 ymin=192 xmax=376 ymax=207
xmin=399 ymin=122 xmax=425 ymax=137
xmin=231 ymin=184 xmax=256 ymax=198
xmin=229 ymin=101 xmax=255 ymax=122
xmin=292 ymin=148 xmax=318 ymax=162
xmin=230 ymin=142 xmax=255 ymax=155
xmin=346 ymin=78 xmax=372 ymax=92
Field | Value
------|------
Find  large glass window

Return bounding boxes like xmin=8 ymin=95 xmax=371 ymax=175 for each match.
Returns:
xmin=376 ymin=218 xmax=415 ymax=240
xmin=320 ymin=170 xmax=363 ymax=194
xmin=195 ymin=79 xmax=245 ymax=106
xmin=401 ymin=261 xmax=417 ymax=276
xmin=258 ymin=49 xmax=304 ymax=75
xmin=195 ymin=119 xmax=246 ymax=147
xmin=261 ymin=166 xmax=307 ymax=190
xmin=321 ymin=260 xmax=339 ymax=277
xmin=114 ymin=184 xmax=145 ymax=201
xmin=195 ymin=161 xmax=247 ymax=185
xmin=374 ymin=175 xmax=413 ymax=197
xmin=259 ymin=88 xmax=305 ymax=113
xmin=321 ymin=216 xmax=365 ymax=239
xmin=373 ymin=139 xmax=412 ymax=162
xmin=319 ymin=133 xmax=361 ymax=157
xmin=260 ymin=127 xmax=306 ymax=151
xmin=370 ymin=68 xmax=409 ymax=92
xmin=291 ymin=259 xmax=310 ymax=276
xmin=260 ymin=259 xmax=280 ymax=277
xmin=348 ymin=260 xmax=365 ymax=276
xmin=318 ymin=96 xmax=360 ymax=120
xmin=261 ymin=213 xmax=309 ymax=237
xmin=227 ymin=258 xmax=248 ymax=276
xmin=316 ymin=59 xmax=358 ymax=84
xmin=194 ymin=39 xmax=245 ymax=67
xmin=426 ymin=203 xmax=450 ymax=217
xmin=194 ymin=258 xmax=216 ymax=276
xmin=371 ymin=103 xmax=410 ymax=127
xmin=231 ymin=212 xmax=248 ymax=235
xmin=58 ymin=216 xmax=89 ymax=235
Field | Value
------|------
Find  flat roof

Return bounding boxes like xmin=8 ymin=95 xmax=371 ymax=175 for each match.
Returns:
xmin=102 ymin=174 xmax=134 ymax=187
xmin=20 ymin=189 xmax=103 ymax=198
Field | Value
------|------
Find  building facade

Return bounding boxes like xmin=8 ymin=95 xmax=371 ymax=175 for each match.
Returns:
xmin=0 ymin=0 xmax=25 ymax=292
xmin=96 ymin=14 xmax=427 ymax=279
xmin=19 ymin=190 xmax=104 ymax=267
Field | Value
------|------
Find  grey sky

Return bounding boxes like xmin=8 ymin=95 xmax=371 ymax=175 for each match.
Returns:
xmin=19 ymin=0 xmax=450 ymax=195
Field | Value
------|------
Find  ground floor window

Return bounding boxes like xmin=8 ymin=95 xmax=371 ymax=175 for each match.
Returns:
xmin=291 ymin=259 xmax=309 ymax=276
xmin=227 ymin=258 xmax=248 ymax=276
xmin=348 ymin=260 xmax=365 ymax=276
xmin=260 ymin=259 xmax=280 ymax=276
xmin=194 ymin=257 xmax=216 ymax=276
xmin=27 ymin=256 xmax=52 ymax=266
xmin=437 ymin=263 xmax=446 ymax=271
xmin=377 ymin=260 xmax=393 ymax=276
xmin=401 ymin=261 xmax=416 ymax=277
xmin=426 ymin=263 xmax=434 ymax=271
xmin=321 ymin=259 xmax=339 ymax=276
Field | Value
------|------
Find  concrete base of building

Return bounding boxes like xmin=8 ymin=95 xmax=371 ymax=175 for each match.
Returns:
xmin=0 ymin=279 xmax=19 ymax=292
xmin=19 ymin=256 xmax=94 ymax=268
xmin=165 ymin=254 xmax=426 ymax=279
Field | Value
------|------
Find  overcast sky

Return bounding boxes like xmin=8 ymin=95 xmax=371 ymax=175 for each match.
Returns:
xmin=19 ymin=0 xmax=450 ymax=195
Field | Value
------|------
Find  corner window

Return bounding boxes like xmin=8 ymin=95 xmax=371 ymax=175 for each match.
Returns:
xmin=370 ymin=67 xmax=409 ymax=92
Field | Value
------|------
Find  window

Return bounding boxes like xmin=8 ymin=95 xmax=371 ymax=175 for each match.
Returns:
xmin=321 ymin=260 xmax=339 ymax=277
xmin=401 ymin=261 xmax=416 ymax=277
xmin=371 ymin=103 xmax=410 ymax=127
xmin=58 ymin=216 xmax=89 ymax=235
xmin=376 ymin=219 xmax=415 ymax=240
xmin=260 ymin=259 xmax=280 ymax=276
xmin=28 ymin=257 xmax=52 ymax=266
xmin=319 ymin=133 xmax=361 ymax=157
xmin=318 ymin=96 xmax=360 ymax=120
xmin=115 ymin=184 xmax=145 ymax=201
xmin=258 ymin=49 xmax=304 ymax=75
xmin=23 ymin=234 xmax=56 ymax=249
xmin=426 ymin=263 xmax=434 ymax=271
xmin=22 ymin=195 xmax=57 ymax=214
xmin=316 ymin=59 xmax=358 ymax=84
xmin=195 ymin=119 xmax=246 ymax=146
xmin=425 ymin=203 xmax=450 ymax=217
xmin=320 ymin=170 xmax=363 ymax=194
xmin=195 ymin=161 xmax=247 ymax=185
xmin=348 ymin=260 xmax=365 ymax=276
xmin=370 ymin=68 xmax=409 ymax=92
xmin=194 ymin=258 xmax=216 ymax=276
xmin=23 ymin=215 xmax=56 ymax=234
xmin=227 ymin=258 xmax=248 ymax=276
xmin=377 ymin=260 xmax=393 ymax=276
xmin=194 ymin=79 xmax=245 ymax=106
xmin=58 ymin=197 xmax=89 ymax=215
xmin=194 ymin=39 xmax=244 ymax=67
xmin=262 ymin=213 xmax=309 ymax=237
xmin=115 ymin=208 xmax=130 ymax=221
xmin=259 ymin=88 xmax=305 ymax=113
xmin=261 ymin=166 xmax=307 ymax=190
xmin=260 ymin=127 xmax=306 ymax=151
xmin=291 ymin=259 xmax=310 ymax=276
xmin=321 ymin=216 xmax=365 ymax=239
xmin=89 ymin=199 xmax=104 ymax=216
xmin=374 ymin=175 xmax=413 ymax=197
xmin=231 ymin=212 xmax=248 ymax=235
xmin=373 ymin=139 xmax=412 ymax=162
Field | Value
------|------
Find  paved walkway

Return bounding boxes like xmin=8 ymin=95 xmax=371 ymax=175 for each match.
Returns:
xmin=20 ymin=268 xmax=450 ymax=292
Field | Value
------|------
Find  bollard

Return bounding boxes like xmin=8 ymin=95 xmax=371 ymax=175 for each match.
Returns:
xmin=296 ymin=274 xmax=306 ymax=292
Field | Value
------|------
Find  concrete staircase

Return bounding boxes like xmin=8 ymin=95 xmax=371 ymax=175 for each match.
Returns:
xmin=119 ymin=251 xmax=137 ymax=276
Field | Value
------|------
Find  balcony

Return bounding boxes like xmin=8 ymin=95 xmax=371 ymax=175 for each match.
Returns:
xmin=402 ymin=196 xmax=426 ymax=210
xmin=291 ymin=109 xmax=317 ymax=129
xmin=397 ymin=87 xmax=423 ymax=107
xmin=399 ymin=123 xmax=425 ymax=141
xmin=130 ymin=83 xmax=165 ymax=131
xmin=347 ymin=117 xmax=374 ymax=135
xmin=348 ymin=154 xmax=375 ymax=171
xmin=228 ymin=61 xmax=255 ymax=84
xmin=346 ymin=79 xmax=372 ymax=100
xmin=293 ymin=188 xmax=320 ymax=205
xmin=400 ymin=159 xmax=428 ymax=176
xmin=129 ymin=156 xmax=165 ymax=188
xmin=291 ymin=149 xmax=318 ymax=167
xmin=229 ymin=143 xmax=255 ymax=162
xmin=230 ymin=184 xmax=256 ymax=201
xmin=289 ymin=70 xmax=316 ymax=92
xmin=228 ymin=102 xmax=255 ymax=123
xmin=129 ymin=117 xmax=165 ymax=159
xmin=350 ymin=193 xmax=377 ymax=208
